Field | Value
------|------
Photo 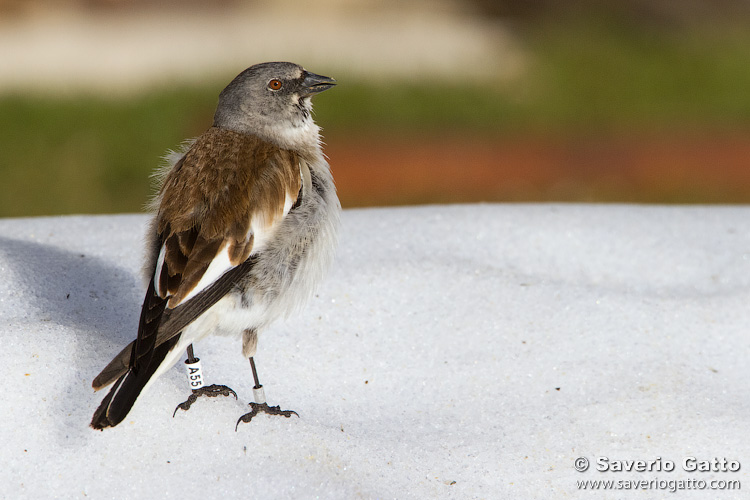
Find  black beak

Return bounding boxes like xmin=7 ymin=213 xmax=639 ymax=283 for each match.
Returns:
xmin=300 ymin=71 xmax=337 ymax=96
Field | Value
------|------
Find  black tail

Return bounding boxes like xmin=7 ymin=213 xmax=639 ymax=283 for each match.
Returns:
xmin=90 ymin=335 xmax=179 ymax=430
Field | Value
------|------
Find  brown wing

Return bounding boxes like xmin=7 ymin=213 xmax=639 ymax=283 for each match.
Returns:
xmin=92 ymin=127 xmax=301 ymax=390
xmin=155 ymin=127 xmax=300 ymax=306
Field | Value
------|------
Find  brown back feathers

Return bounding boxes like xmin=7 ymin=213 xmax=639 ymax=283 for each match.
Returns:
xmin=156 ymin=127 xmax=301 ymax=306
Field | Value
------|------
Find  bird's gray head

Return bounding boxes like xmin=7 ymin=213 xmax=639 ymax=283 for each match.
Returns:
xmin=213 ymin=62 xmax=336 ymax=150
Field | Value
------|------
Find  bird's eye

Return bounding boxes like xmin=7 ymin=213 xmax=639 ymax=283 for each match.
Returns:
xmin=268 ymin=79 xmax=283 ymax=91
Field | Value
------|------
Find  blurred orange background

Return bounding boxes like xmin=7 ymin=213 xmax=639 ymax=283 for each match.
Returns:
xmin=1 ymin=0 xmax=750 ymax=215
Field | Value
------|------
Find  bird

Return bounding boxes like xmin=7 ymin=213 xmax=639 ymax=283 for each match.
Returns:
xmin=90 ymin=62 xmax=340 ymax=430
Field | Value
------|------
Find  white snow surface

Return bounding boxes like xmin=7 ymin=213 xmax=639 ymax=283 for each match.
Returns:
xmin=1 ymin=204 xmax=748 ymax=499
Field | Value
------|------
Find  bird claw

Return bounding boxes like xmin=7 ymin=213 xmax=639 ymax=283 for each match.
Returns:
xmin=235 ymin=402 xmax=299 ymax=430
xmin=173 ymin=384 xmax=238 ymax=417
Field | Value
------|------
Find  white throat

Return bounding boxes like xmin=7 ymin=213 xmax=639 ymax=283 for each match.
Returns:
xmin=263 ymin=115 xmax=321 ymax=151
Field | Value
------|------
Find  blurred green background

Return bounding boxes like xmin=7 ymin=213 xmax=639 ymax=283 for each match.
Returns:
xmin=2 ymin=0 xmax=750 ymax=216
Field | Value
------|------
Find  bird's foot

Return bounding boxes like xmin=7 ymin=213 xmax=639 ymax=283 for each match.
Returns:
xmin=173 ymin=384 xmax=238 ymax=417
xmin=235 ymin=402 xmax=299 ymax=430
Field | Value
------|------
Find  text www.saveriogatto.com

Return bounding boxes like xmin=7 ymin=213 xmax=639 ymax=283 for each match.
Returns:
xmin=574 ymin=456 xmax=741 ymax=493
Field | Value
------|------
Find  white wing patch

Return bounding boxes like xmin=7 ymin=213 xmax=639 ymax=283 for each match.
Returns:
xmin=154 ymin=178 xmax=300 ymax=308
xmin=153 ymin=244 xmax=167 ymax=297
xmin=248 ymin=194 xmax=294 ymax=255
xmin=283 ymin=191 xmax=295 ymax=217
xmin=178 ymin=241 xmax=234 ymax=305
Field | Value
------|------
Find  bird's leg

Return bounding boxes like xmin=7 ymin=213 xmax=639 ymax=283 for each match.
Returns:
xmin=235 ymin=357 xmax=298 ymax=430
xmin=173 ymin=344 xmax=237 ymax=416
